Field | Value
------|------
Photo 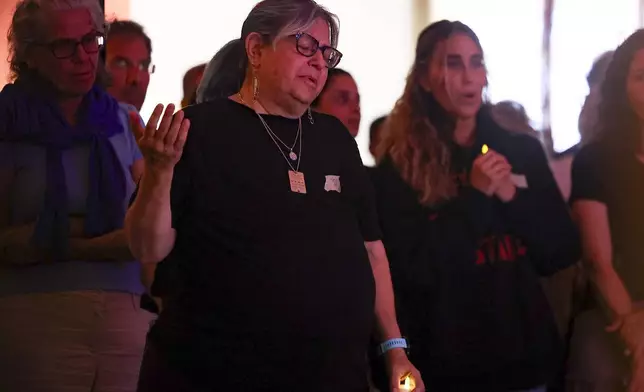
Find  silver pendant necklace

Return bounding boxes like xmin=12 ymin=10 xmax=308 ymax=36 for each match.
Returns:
xmin=238 ymin=93 xmax=300 ymax=160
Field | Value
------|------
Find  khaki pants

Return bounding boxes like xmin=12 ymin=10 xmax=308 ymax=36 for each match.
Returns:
xmin=0 ymin=291 xmax=154 ymax=392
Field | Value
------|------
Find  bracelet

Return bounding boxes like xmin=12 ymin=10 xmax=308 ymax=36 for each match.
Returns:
xmin=377 ymin=337 xmax=409 ymax=356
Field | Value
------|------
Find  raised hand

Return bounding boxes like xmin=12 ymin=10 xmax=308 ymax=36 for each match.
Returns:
xmin=132 ymin=104 xmax=190 ymax=176
xmin=470 ymin=149 xmax=512 ymax=196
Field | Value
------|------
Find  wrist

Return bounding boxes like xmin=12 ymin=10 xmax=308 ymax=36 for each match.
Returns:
xmin=496 ymin=182 xmax=517 ymax=202
xmin=377 ymin=337 xmax=409 ymax=356
xmin=142 ymin=168 xmax=174 ymax=188
xmin=138 ymin=170 xmax=173 ymax=201
xmin=383 ymin=347 xmax=408 ymax=365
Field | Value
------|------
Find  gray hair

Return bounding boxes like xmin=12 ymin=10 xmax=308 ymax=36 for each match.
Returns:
xmin=196 ymin=0 xmax=339 ymax=104
xmin=7 ymin=0 xmax=106 ymax=81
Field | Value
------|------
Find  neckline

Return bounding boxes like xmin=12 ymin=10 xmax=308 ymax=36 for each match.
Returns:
xmin=226 ymin=97 xmax=303 ymax=121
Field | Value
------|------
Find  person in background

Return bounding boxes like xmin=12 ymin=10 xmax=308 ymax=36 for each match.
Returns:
xmin=568 ymin=30 xmax=644 ymax=392
xmin=180 ymin=63 xmax=206 ymax=107
xmin=549 ymin=51 xmax=615 ymax=203
xmin=126 ymin=1 xmax=424 ymax=391
xmin=491 ymin=100 xmax=540 ymax=140
xmin=578 ymin=50 xmax=614 ymax=144
xmin=105 ymin=19 xmax=154 ymax=112
xmin=369 ymin=115 xmax=387 ymax=158
xmin=371 ymin=20 xmax=580 ymax=391
xmin=312 ymin=67 xmax=361 ymax=137
xmin=0 ymin=0 xmax=151 ymax=391
xmin=195 ymin=40 xmax=247 ymax=104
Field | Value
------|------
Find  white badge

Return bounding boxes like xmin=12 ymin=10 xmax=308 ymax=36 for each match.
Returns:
xmin=510 ymin=173 xmax=528 ymax=189
xmin=324 ymin=175 xmax=341 ymax=193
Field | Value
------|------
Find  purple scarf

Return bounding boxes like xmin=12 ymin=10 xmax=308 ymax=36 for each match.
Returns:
xmin=0 ymin=75 xmax=127 ymax=259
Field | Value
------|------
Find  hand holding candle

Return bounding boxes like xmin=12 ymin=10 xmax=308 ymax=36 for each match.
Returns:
xmin=470 ymin=146 xmax=512 ymax=197
xmin=400 ymin=371 xmax=416 ymax=391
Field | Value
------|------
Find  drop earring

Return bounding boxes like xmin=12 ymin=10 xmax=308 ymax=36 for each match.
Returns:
xmin=252 ymin=75 xmax=259 ymax=102
xmin=307 ymin=107 xmax=314 ymax=124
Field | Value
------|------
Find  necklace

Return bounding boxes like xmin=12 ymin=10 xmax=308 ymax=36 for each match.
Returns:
xmin=238 ymin=92 xmax=306 ymax=194
xmin=238 ymin=93 xmax=300 ymax=161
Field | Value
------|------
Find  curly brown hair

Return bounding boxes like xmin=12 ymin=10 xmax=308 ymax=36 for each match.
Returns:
xmin=375 ymin=20 xmax=483 ymax=206
xmin=597 ymin=29 xmax=644 ymax=151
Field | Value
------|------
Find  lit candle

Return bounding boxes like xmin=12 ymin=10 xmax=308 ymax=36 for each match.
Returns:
xmin=481 ymin=144 xmax=489 ymax=155
xmin=400 ymin=372 xmax=416 ymax=391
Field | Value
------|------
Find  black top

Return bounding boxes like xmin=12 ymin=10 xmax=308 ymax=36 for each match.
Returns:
xmin=370 ymin=109 xmax=580 ymax=392
xmin=570 ymin=142 xmax=644 ymax=301
xmin=147 ymin=99 xmax=379 ymax=391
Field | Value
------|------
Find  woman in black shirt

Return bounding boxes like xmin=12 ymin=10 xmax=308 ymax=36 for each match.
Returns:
xmin=568 ymin=29 xmax=644 ymax=392
xmin=125 ymin=1 xmax=423 ymax=391
xmin=370 ymin=20 xmax=579 ymax=391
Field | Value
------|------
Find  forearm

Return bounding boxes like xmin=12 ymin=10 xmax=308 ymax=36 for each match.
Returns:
xmin=125 ymin=171 xmax=176 ymax=264
xmin=68 ymin=229 xmax=132 ymax=262
xmin=368 ymin=242 xmax=402 ymax=341
xmin=591 ymin=266 xmax=633 ymax=319
xmin=504 ymin=189 xmax=580 ymax=275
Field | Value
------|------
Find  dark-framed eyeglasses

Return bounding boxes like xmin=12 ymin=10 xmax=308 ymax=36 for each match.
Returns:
xmin=38 ymin=32 xmax=104 ymax=59
xmin=294 ymin=32 xmax=342 ymax=69
xmin=109 ymin=58 xmax=156 ymax=74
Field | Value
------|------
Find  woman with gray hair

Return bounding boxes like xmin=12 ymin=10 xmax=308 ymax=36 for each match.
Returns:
xmin=0 ymin=0 xmax=152 ymax=391
xmin=126 ymin=1 xmax=423 ymax=391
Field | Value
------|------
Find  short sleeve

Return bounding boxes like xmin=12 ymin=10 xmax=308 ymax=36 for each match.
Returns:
xmin=338 ymin=124 xmax=382 ymax=242
xmin=570 ymin=144 xmax=607 ymax=204
xmin=117 ymin=103 xmax=144 ymax=164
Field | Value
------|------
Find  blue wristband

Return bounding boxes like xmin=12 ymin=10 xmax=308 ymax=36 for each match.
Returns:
xmin=378 ymin=337 xmax=408 ymax=356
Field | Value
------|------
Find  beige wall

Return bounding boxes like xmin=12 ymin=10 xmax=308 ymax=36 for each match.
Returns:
xmin=105 ymin=0 xmax=129 ymax=20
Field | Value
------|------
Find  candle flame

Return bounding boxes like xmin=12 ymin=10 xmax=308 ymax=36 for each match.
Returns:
xmin=400 ymin=372 xmax=416 ymax=391
xmin=481 ymin=144 xmax=489 ymax=155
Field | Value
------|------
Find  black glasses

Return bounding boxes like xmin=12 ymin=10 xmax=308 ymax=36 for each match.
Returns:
xmin=294 ymin=32 xmax=342 ymax=68
xmin=39 ymin=32 xmax=104 ymax=59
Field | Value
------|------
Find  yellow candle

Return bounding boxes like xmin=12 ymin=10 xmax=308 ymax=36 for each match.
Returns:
xmin=481 ymin=144 xmax=489 ymax=155
xmin=400 ymin=372 xmax=416 ymax=391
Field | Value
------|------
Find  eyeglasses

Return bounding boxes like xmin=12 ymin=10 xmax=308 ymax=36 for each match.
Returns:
xmin=38 ymin=32 xmax=104 ymax=59
xmin=109 ymin=58 xmax=156 ymax=74
xmin=294 ymin=32 xmax=342 ymax=69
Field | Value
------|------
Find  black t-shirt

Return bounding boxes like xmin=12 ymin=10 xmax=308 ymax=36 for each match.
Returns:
xmin=570 ymin=142 xmax=644 ymax=301
xmin=149 ymin=99 xmax=379 ymax=391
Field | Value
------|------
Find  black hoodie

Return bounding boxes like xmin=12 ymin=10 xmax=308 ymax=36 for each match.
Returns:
xmin=370 ymin=106 xmax=580 ymax=391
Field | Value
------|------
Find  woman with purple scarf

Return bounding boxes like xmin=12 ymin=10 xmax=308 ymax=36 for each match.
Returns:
xmin=0 ymin=1 xmax=152 ymax=391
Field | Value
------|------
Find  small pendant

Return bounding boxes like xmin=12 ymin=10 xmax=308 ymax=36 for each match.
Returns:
xmin=288 ymin=170 xmax=307 ymax=194
xmin=289 ymin=151 xmax=298 ymax=161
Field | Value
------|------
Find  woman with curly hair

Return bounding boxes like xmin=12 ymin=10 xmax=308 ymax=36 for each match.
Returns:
xmin=370 ymin=20 xmax=580 ymax=391
xmin=568 ymin=30 xmax=644 ymax=392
